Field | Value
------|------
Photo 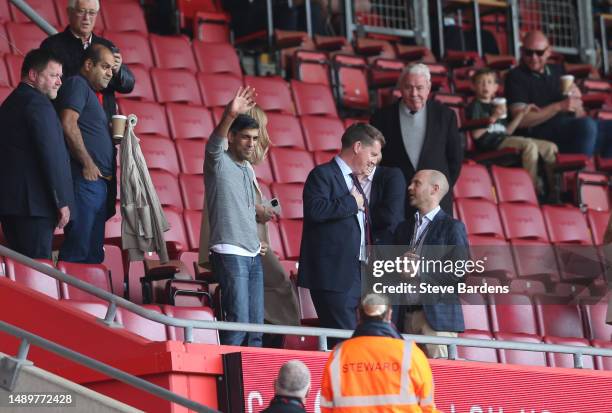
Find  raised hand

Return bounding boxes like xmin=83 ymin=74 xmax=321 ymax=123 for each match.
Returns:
xmin=227 ymin=86 xmax=256 ymax=118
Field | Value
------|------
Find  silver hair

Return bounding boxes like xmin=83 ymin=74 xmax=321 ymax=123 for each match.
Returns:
xmin=360 ymin=293 xmax=390 ymax=317
xmin=398 ymin=62 xmax=431 ymax=85
xmin=275 ymin=360 xmax=311 ymax=399
xmin=68 ymin=0 xmax=100 ymax=10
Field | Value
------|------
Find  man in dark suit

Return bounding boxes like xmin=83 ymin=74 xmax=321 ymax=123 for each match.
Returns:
xmin=0 ymin=49 xmax=73 ymax=259
xmin=298 ymin=123 xmax=385 ymax=335
xmin=395 ymin=169 xmax=468 ymax=358
xmin=370 ymin=63 xmax=463 ymax=217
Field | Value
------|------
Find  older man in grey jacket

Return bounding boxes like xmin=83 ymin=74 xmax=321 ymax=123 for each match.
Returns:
xmin=205 ymin=86 xmax=266 ymax=347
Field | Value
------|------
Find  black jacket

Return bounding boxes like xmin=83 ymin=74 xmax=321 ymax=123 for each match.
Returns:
xmin=261 ymin=396 xmax=306 ymax=413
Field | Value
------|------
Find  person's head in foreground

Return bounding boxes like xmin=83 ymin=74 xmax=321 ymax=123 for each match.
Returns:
xmin=274 ymin=360 xmax=311 ymax=404
xmin=407 ymin=169 xmax=449 ymax=214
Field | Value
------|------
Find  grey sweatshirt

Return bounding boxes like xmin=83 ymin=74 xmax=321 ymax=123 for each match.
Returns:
xmin=204 ymin=134 xmax=260 ymax=253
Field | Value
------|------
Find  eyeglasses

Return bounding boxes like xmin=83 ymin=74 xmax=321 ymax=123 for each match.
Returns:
xmin=72 ymin=8 xmax=98 ymax=17
xmin=522 ymin=47 xmax=547 ymax=57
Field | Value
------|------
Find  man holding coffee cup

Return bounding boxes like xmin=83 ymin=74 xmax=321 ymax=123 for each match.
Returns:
xmin=505 ymin=30 xmax=612 ymax=157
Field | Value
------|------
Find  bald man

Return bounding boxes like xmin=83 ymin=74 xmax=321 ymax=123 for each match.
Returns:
xmin=262 ymin=360 xmax=311 ymax=412
xmin=505 ymin=31 xmax=612 ymax=157
xmin=394 ymin=169 xmax=469 ymax=358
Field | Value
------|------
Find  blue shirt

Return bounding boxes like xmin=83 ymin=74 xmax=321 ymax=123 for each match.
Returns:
xmin=57 ymin=75 xmax=113 ymax=176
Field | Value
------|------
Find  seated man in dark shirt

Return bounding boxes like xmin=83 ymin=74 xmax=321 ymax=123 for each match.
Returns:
xmin=505 ymin=30 xmax=612 ymax=157
xmin=57 ymin=44 xmax=115 ymax=264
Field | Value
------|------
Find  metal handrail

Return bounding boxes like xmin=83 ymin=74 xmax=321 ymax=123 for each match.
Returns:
xmin=2 ymin=245 xmax=612 ymax=368
xmin=0 ymin=320 xmax=218 ymax=413
xmin=9 ymin=0 xmax=57 ymax=36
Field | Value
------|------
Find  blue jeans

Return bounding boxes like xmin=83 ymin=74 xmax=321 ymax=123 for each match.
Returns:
xmin=539 ymin=117 xmax=612 ymax=157
xmin=59 ymin=175 xmax=107 ymax=264
xmin=210 ymin=252 xmax=264 ymax=346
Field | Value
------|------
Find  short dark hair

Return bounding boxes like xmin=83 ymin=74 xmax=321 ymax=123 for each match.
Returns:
xmin=21 ymin=48 xmax=61 ymax=78
xmin=81 ymin=43 xmax=112 ymax=68
xmin=341 ymin=123 xmax=386 ymax=149
xmin=471 ymin=68 xmax=498 ymax=84
xmin=230 ymin=114 xmax=259 ymax=133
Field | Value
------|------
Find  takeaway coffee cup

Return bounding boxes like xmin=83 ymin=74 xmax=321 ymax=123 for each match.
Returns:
xmin=560 ymin=74 xmax=574 ymax=95
xmin=112 ymin=115 xmax=127 ymax=139
xmin=492 ymin=97 xmax=507 ymax=119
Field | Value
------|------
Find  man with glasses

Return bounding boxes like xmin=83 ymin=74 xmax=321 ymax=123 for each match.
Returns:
xmin=505 ymin=30 xmax=612 ymax=157
xmin=41 ymin=0 xmax=135 ymax=220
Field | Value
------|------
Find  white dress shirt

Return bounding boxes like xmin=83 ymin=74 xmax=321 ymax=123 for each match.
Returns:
xmin=335 ymin=156 xmax=366 ymax=261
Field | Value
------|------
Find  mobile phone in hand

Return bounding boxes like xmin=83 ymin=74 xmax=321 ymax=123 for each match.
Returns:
xmin=268 ymin=198 xmax=281 ymax=215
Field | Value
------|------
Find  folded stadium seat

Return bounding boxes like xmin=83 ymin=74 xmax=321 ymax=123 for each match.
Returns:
xmin=331 ymin=54 xmax=370 ymax=111
xmin=457 ymin=331 xmax=499 ymax=363
xmin=104 ymin=201 xmax=121 ymax=246
xmin=176 ymin=139 xmax=205 ymax=175
xmin=166 ymin=104 xmax=213 ymax=141
xmin=117 ymin=99 xmax=170 ymax=137
xmin=193 ymin=11 xmax=231 ymax=43
xmin=193 ymin=41 xmax=241 ymax=77
xmin=243 ymin=75 xmax=295 ymax=114
xmin=444 ymin=49 xmax=481 ymax=69
xmin=353 ymin=37 xmax=396 ymax=61
xmin=581 ymin=298 xmax=612 ymax=342
xmin=508 ymin=279 xmax=547 ymax=295
xmin=488 ymin=293 xmax=540 ymax=336
xmin=102 ymin=244 xmax=125 ymax=298
xmin=455 ymin=199 xmax=504 ymax=239
xmin=5 ymin=23 xmax=46 ymax=55
xmin=138 ymin=136 xmax=180 ymax=175
xmin=592 ymin=340 xmax=612 ymax=370
xmin=183 ymin=209 xmax=201 ymax=251
xmin=150 ymin=68 xmax=202 ymax=105
xmin=103 ymin=31 xmax=154 ymax=68
xmin=268 ymin=148 xmax=315 ymax=184
xmin=0 ymin=24 xmax=11 ymax=56
xmin=490 ymin=165 xmax=538 ymax=205
xmin=162 ymin=305 xmax=219 ymax=344
xmin=290 ymin=79 xmax=338 ymax=117
xmin=551 ymin=282 xmax=590 ymax=298
xmin=574 ymin=172 xmax=609 ymax=211
xmin=175 ymin=0 xmax=221 ymax=30
xmin=313 ymin=34 xmax=349 ymax=52
xmin=0 ymin=85 xmax=10 ymax=103
xmin=369 ymin=58 xmax=404 ymax=88
xmin=460 ymin=293 xmax=491 ymax=333
xmin=313 ymin=151 xmax=336 ymax=165
xmin=62 ymin=300 xmax=110 ymax=319
xmin=162 ymin=207 xmax=189 ymax=258
xmin=495 ymin=332 xmax=547 ymax=367
xmin=278 ymin=219 xmax=303 ymax=260
xmin=484 ymin=54 xmax=516 ymax=71
xmin=266 ymin=112 xmax=306 ymax=149
xmin=533 ymin=295 xmax=586 ymax=338
xmin=117 ymin=304 xmax=168 ymax=341
xmin=252 ymin=156 xmax=275 ymax=184
xmin=267 ymin=220 xmax=285 ymax=259
xmin=542 ymin=205 xmax=592 ymax=245
xmin=297 ymin=286 xmax=318 ymax=325
xmin=292 ymin=50 xmax=331 ymax=86
xmin=282 ymin=334 xmax=319 ymax=351
xmin=468 ymin=235 xmax=517 ymax=280
xmin=57 ymin=262 xmax=111 ymax=302
xmin=5 ymin=258 xmax=59 ymax=299
xmin=453 ymin=162 xmax=496 ymax=202
xmin=149 ymin=170 xmax=183 ymax=210
xmin=123 ymin=64 xmax=155 ymax=101
xmin=394 ymin=44 xmax=435 ymax=63
xmin=197 ymin=73 xmax=244 ymax=108
xmin=300 ymin=115 xmax=344 ymax=152
xmin=498 ymin=203 xmax=548 ymax=241
xmin=177 ymin=251 xmax=208 ymax=279
xmin=271 ymin=183 xmax=304 ymax=219
xmin=586 ymin=210 xmax=609 ymax=245
xmin=101 ymin=1 xmax=148 ymax=33
xmin=149 ymin=34 xmax=196 ymax=71
xmin=11 ymin=0 xmax=59 ymax=27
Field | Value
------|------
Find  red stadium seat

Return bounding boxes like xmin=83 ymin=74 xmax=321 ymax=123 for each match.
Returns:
xmin=282 ymin=335 xmax=319 ymax=351
xmin=0 ymin=86 xmax=11 ymax=104
xmin=495 ymin=333 xmax=547 ymax=366
xmin=313 ymin=151 xmax=336 ymax=165
xmin=586 ymin=210 xmax=610 ymax=245
xmin=179 ymin=173 xmax=204 ymax=210
xmin=244 ymin=75 xmax=294 ymax=114
xmin=457 ymin=331 xmax=498 ymax=363
xmin=123 ymin=64 xmax=154 ymax=101
xmin=271 ymin=183 xmax=304 ymax=219
xmin=542 ymin=205 xmax=592 ymax=245
xmin=278 ymin=219 xmax=303 ymax=260
xmin=268 ymin=148 xmax=315 ymax=184
xmin=498 ymin=203 xmax=548 ymax=241
xmin=166 ymin=103 xmax=213 ymax=140
xmin=193 ymin=11 xmax=231 ymax=43
xmin=453 ymin=163 xmax=495 ymax=202
xmin=592 ymin=340 xmax=612 ymax=370
xmin=300 ymin=116 xmax=344 ymax=152
xmin=293 ymin=50 xmax=330 ymax=86
xmin=460 ymin=294 xmax=490 ymax=332
xmin=176 ymin=139 xmax=205 ymax=174
xmin=57 ymin=262 xmax=111 ymax=302
xmin=291 ymin=79 xmax=338 ymax=117
xmin=576 ymin=172 xmax=609 ymax=211
xmin=489 ymin=293 xmax=539 ymax=335
xmin=508 ymin=279 xmax=546 ymax=295
xmin=163 ymin=207 xmax=189 ymax=257
xmin=102 ymin=244 xmax=125 ymax=297
xmin=117 ymin=305 xmax=168 ymax=341
xmin=162 ymin=305 xmax=219 ymax=344
xmin=533 ymin=295 xmax=585 ymax=338
xmin=101 ymin=1 xmax=148 ymax=33
xmin=4 ymin=54 xmax=23 ymax=88
xmin=467 ymin=235 xmax=517 ymax=279
xmin=197 ymin=73 xmax=243 ymax=107
xmin=151 ymin=69 xmax=201 ymax=105
xmin=267 ymin=220 xmax=284 ymax=259
xmin=509 ymin=239 xmax=560 ymax=282
xmin=118 ymin=100 xmax=170 ymax=137
xmin=0 ymin=0 xmax=10 ymax=23
xmin=253 ymin=157 xmax=274 ymax=184
xmin=455 ymin=199 xmax=504 ymax=238
xmin=138 ymin=136 xmax=180 ymax=175
xmin=332 ymin=54 xmax=370 ymax=110
xmin=149 ymin=34 xmax=197 ymax=71
xmin=5 ymin=23 xmax=46 ymax=56
xmin=0 ymin=24 xmax=11 ymax=56
xmin=103 ymin=31 xmax=153 ymax=68
xmin=5 ymin=258 xmax=58 ymax=299
xmin=149 ymin=170 xmax=183 ymax=210
xmin=193 ymin=41 xmax=241 ymax=77
xmin=183 ymin=209 xmax=202 ymax=251
xmin=297 ymin=286 xmax=318 ymax=324
xmin=266 ymin=113 xmax=306 ymax=149
xmin=62 ymin=301 xmax=109 ymax=319
xmin=491 ymin=165 xmax=538 ymax=205
xmin=11 ymin=0 xmax=59 ymax=26
xmin=104 ymin=201 xmax=122 ymax=245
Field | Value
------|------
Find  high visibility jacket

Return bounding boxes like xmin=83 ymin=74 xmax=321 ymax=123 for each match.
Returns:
xmin=320 ymin=336 xmax=440 ymax=413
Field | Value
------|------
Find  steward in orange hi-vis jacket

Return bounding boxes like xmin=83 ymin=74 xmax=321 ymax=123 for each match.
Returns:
xmin=320 ymin=294 xmax=440 ymax=413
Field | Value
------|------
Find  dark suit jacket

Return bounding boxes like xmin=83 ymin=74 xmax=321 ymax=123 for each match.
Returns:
xmin=297 ymin=159 xmax=361 ymax=292
xmin=370 ymin=166 xmax=406 ymax=245
xmin=370 ymin=99 xmax=463 ymax=216
xmin=0 ymin=83 xmax=73 ymax=218
xmin=394 ymin=209 xmax=468 ymax=332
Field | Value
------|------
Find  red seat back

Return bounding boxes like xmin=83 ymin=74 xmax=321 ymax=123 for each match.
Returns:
xmin=149 ymin=34 xmax=196 ymax=71
xmin=166 ymin=103 xmax=213 ymax=140
xmin=5 ymin=258 xmax=58 ymax=299
xmin=57 ymin=262 xmax=111 ymax=302
xmin=268 ymin=148 xmax=314 ymax=184
xmin=179 ymin=173 xmax=204 ymax=210
xmin=151 ymin=69 xmax=202 ymax=105
xmin=300 ymin=115 xmax=344 ymax=152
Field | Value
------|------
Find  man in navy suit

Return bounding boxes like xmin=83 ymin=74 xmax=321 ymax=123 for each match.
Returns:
xmin=0 ymin=48 xmax=73 ymax=259
xmin=298 ymin=123 xmax=386 ymax=336
xmin=394 ymin=169 xmax=468 ymax=358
